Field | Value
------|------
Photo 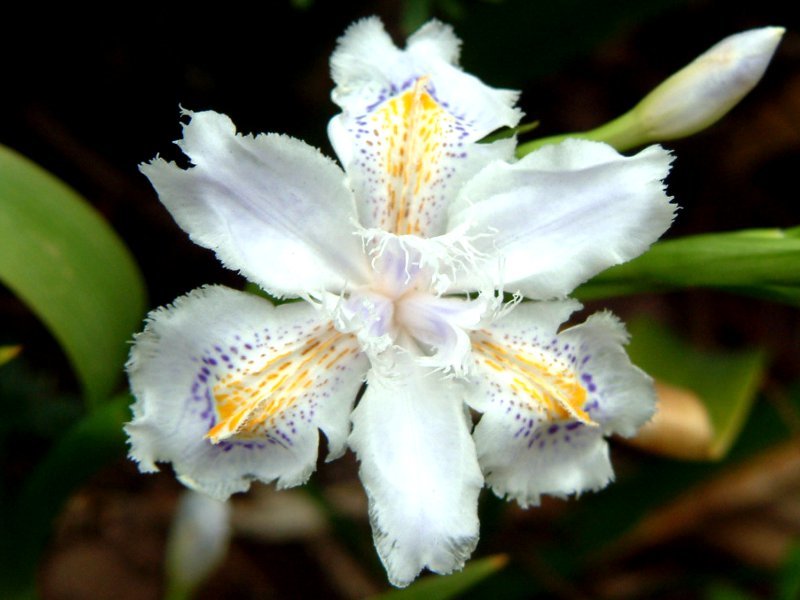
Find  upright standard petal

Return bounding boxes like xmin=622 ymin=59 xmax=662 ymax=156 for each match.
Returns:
xmin=329 ymin=18 xmax=519 ymax=236
xmin=467 ymin=301 xmax=655 ymax=507
xmin=140 ymin=111 xmax=369 ymax=299
xmin=330 ymin=18 xmax=520 ymax=138
xmin=448 ymin=140 xmax=675 ymax=299
xmin=126 ymin=286 xmax=368 ymax=500
xmin=349 ymin=353 xmax=483 ymax=587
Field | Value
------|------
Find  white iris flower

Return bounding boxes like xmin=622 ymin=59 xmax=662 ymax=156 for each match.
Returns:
xmin=126 ymin=18 xmax=675 ymax=586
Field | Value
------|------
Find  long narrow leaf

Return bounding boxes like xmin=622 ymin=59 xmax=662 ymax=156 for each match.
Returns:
xmin=0 ymin=345 xmax=21 ymax=367
xmin=370 ymin=555 xmax=508 ymax=600
xmin=0 ymin=145 xmax=146 ymax=404
xmin=575 ymin=228 xmax=800 ymax=305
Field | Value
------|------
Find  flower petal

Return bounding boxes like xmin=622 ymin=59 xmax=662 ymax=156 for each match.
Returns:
xmin=330 ymin=18 xmax=520 ymax=139
xmin=329 ymin=17 xmax=519 ymax=236
xmin=467 ymin=301 xmax=655 ymax=507
xmin=448 ymin=140 xmax=675 ymax=298
xmin=140 ymin=110 xmax=369 ymax=298
xmin=557 ymin=310 xmax=657 ymax=438
xmin=126 ymin=286 xmax=368 ymax=500
xmin=349 ymin=352 xmax=483 ymax=587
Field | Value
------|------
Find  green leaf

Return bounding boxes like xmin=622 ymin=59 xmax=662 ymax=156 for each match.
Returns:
xmin=0 ymin=345 xmax=20 ymax=367
xmin=0 ymin=144 xmax=146 ymax=404
xmin=626 ymin=318 xmax=766 ymax=459
xmin=370 ymin=555 xmax=508 ymax=600
xmin=0 ymin=394 xmax=130 ymax=596
xmin=705 ymin=582 xmax=757 ymax=600
xmin=480 ymin=121 xmax=540 ymax=144
xmin=456 ymin=0 xmax=689 ymax=86
xmin=778 ymin=542 xmax=800 ymax=600
xmin=575 ymin=228 xmax=800 ymax=305
xmin=401 ymin=0 xmax=434 ymax=35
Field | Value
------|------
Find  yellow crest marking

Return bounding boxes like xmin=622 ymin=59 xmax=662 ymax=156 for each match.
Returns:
xmin=370 ymin=77 xmax=454 ymax=235
xmin=206 ymin=327 xmax=354 ymax=443
xmin=472 ymin=332 xmax=594 ymax=424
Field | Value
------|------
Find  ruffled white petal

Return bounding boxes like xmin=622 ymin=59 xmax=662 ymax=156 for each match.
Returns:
xmin=126 ymin=286 xmax=368 ymax=500
xmin=330 ymin=18 xmax=520 ymax=136
xmin=140 ymin=110 xmax=369 ymax=299
xmin=557 ymin=311 xmax=657 ymax=437
xmin=475 ymin=412 xmax=613 ymax=509
xmin=406 ymin=19 xmax=461 ymax=64
xmin=448 ymin=140 xmax=675 ymax=299
xmin=329 ymin=17 xmax=519 ymax=236
xmin=349 ymin=352 xmax=483 ymax=587
xmin=467 ymin=301 xmax=655 ymax=507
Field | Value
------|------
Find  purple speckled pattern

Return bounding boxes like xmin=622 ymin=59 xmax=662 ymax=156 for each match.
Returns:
xmin=343 ymin=76 xmax=480 ymax=236
xmin=179 ymin=315 xmax=361 ymax=455
xmin=473 ymin=317 xmax=605 ymax=456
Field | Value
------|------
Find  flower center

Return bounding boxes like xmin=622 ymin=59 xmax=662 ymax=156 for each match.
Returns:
xmin=331 ymin=232 xmax=496 ymax=372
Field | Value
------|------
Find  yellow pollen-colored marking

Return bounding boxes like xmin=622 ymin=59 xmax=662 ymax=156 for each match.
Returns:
xmin=269 ymin=375 xmax=289 ymax=393
xmin=205 ymin=328 xmax=352 ymax=443
xmin=483 ymin=358 xmax=504 ymax=372
xmin=473 ymin=333 xmax=594 ymax=424
xmin=301 ymin=340 xmax=320 ymax=355
xmin=325 ymin=347 xmax=351 ymax=369
xmin=370 ymin=75 xmax=453 ymax=235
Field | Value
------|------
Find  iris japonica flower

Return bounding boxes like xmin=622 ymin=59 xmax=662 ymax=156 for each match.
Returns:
xmin=127 ymin=18 xmax=675 ymax=586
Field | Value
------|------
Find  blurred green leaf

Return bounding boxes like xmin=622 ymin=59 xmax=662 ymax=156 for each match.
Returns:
xmin=575 ymin=227 xmax=800 ymax=305
xmin=778 ymin=542 xmax=800 ymax=600
xmin=244 ymin=282 xmax=303 ymax=306
xmin=0 ymin=394 xmax=130 ymax=596
xmin=0 ymin=359 xmax=82 ymax=442
xmin=456 ymin=0 xmax=689 ymax=86
xmin=402 ymin=0 xmax=434 ymax=35
xmin=0 ymin=144 xmax=146 ymax=405
xmin=402 ymin=0 xmax=467 ymax=36
xmin=705 ymin=582 xmax=757 ymax=600
xmin=0 ymin=345 xmax=20 ymax=367
xmin=370 ymin=555 xmax=508 ymax=600
xmin=480 ymin=120 xmax=540 ymax=143
xmin=626 ymin=318 xmax=766 ymax=459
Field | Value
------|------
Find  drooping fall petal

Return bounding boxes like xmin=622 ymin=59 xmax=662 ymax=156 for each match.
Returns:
xmin=127 ymin=286 xmax=368 ymax=499
xmin=349 ymin=351 xmax=483 ymax=586
xmin=467 ymin=302 xmax=655 ymax=507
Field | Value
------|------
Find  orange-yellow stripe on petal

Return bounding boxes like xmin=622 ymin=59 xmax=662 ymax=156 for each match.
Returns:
xmin=472 ymin=331 xmax=594 ymax=424
xmin=367 ymin=76 xmax=458 ymax=236
xmin=206 ymin=327 xmax=356 ymax=443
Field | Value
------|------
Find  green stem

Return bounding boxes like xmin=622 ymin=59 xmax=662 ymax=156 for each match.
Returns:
xmin=516 ymin=109 xmax=645 ymax=156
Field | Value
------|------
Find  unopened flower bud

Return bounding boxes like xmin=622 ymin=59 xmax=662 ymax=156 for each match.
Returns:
xmin=517 ymin=26 xmax=785 ymax=156
xmin=635 ymin=27 xmax=785 ymax=140
xmin=165 ymin=490 xmax=231 ymax=597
